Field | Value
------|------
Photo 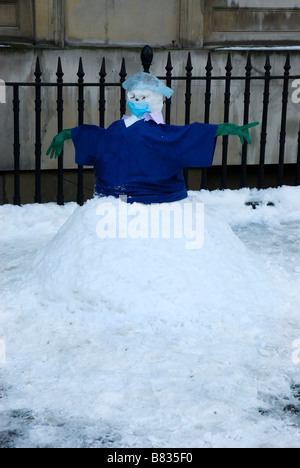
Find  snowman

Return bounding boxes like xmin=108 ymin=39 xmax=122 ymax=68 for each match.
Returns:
xmin=47 ymin=72 xmax=258 ymax=204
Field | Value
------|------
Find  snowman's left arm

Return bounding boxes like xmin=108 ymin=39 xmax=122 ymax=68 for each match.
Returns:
xmin=216 ymin=122 xmax=260 ymax=145
xmin=176 ymin=121 xmax=259 ymax=169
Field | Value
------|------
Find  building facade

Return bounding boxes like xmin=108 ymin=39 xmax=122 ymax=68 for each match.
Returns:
xmin=1 ymin=1 xmax=300 ymax=48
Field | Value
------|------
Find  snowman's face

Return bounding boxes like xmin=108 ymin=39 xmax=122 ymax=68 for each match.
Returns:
xmin=127 ymin=89 xmax=164 ymax=114
xmin=127 ymin=89 xmax=151 ymax=103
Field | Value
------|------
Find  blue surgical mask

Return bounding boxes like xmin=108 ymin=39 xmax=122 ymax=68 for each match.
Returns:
xmin=127 ymin=101 xmax=150 ymax=118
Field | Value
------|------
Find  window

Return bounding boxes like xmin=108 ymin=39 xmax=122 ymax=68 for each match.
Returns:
xmin=0 ymin=0 xmax=33 ymax=43
xmin=204 ymin=0 xmax=300 ymax=46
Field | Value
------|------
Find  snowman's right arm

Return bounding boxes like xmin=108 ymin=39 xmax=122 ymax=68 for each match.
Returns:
xmin=47 ymin=125 xmax=105 ymax=166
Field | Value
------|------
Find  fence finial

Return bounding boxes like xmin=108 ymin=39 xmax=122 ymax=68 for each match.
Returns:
xmin=77 ymin=57 xmax=85 ymax=82
xmin=141 ymin=45 xmax=153 ymax=73
xmin=34 ymin=57 xmax=42 ymax=82
xmin=56 ymin=57 xmax=64 ymax=81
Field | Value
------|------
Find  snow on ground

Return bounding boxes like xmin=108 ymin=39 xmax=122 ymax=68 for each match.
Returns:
xmin=0 ymin=186 xmax=300 ymax=448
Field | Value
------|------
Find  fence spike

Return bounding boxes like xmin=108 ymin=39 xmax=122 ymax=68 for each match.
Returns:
xmin=165 ymin=52 xmax=173 ymax=125
xmin=56 ymin=57 xmax=64 ymax=206
xmin=186 ymin=52 xmax=193 ymax=74
xmin=202 ymin=52 xmax=213 ymax=191
xmin=258 ymin=53 xmax=272 ymax=189
xmin=99 ymin=58 xmax=106 ymax=129
xmin=184 ymin=52 xmax=193 ymax=189
xmin=77 ymin=57 xmax=85 ymax=81
xmin=56 ymin=57 xmax=63 ymax=75
xmin=205 ymin=52 xmax=213 ymax=75
xmin=221 ymin=53 xmax=233 ymax=190
xmin=185 ymin=52 xmax=193 ymax=124
xmin=34 ymin=56 xmax=42 ymax=203
xmin=141 ymin=45 xmax=153 ymax=73
xmin=119 ymin=57 xmax=127 ymax=82
xmin=245 ymin=53 xmax=253 ymax=75
xmin=56 ymin=57 xmax=64 ymax=81
xmin=241 ymin=53 xmax=253 ymax=189
xmin=225 ymin=52 xmax=233 ymax=74
xmin=99 ymin=57 xmax=107 ymax=80
xmin=166 ymin=52 xmax=173 ymax=75
xmin=13 ymin=85 xmax=21 ymax=206
xmin=77 ymin=59 xmax=85 ymax=206
xmin=284 ymin=52 xmax=291 ymax=74
xmin=119 ymin=58 xmax=127 ymax=118
xmin=77 ymin=58 xmax=85 ymax=123
xmin=278 ymin=52 xmax=291 ymax=187
xmin=34 ymin=57 xmax=42 ymax=82
xmin=264 ymin=53 xmax=272 ymax=74
xmin=204 ymin=53 xmax=213 ymax=122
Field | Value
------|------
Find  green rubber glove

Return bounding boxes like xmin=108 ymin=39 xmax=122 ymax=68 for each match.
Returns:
xmin=216 ymin=122 xmax=259 ymax=145
xmin=46 ymin=129 xmax=72 ymax=159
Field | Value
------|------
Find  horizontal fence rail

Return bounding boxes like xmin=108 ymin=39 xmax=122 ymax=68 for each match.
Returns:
xmin=3 ymin=45 xmax=300 ymax=206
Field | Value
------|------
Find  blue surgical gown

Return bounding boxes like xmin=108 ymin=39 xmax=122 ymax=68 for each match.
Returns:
xmin=71 ymin=119 xmax=218 ymax=204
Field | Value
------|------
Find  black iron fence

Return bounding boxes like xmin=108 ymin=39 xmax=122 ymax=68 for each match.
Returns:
xmin=4 ymin=45 xmax=300 ymax=206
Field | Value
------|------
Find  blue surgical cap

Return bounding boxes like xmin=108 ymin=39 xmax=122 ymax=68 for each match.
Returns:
xmin=122 ymin=72 xmax=174 ymax=99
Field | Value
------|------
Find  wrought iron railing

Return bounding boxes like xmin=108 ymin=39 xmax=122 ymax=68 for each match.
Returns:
xmin=4 ymin=45 xmax=300 ymax=205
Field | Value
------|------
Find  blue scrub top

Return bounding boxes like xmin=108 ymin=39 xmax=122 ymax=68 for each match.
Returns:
xmin=71 ymin=119 xmax=218 ymax=204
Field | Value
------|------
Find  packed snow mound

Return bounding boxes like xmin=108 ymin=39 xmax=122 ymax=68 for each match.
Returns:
xmin=31 ymin=194 xmax=278 ymax=331
xmin=2 ymin=187 xmax=300 ymax=447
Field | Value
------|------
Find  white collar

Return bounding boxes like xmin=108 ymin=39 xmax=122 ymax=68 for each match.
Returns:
xmin=123 ymin=112 xmax=165 ymax=128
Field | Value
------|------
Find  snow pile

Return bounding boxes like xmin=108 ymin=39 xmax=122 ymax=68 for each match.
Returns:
xmin=31 ymin=194 xmax=278 ymax=324
xmin=1 ymin=187 xmax=300 ymax=448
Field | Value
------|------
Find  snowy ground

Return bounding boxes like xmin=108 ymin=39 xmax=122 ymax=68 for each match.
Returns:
xmin=1 ymin=186 xmax=300 ymax=448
